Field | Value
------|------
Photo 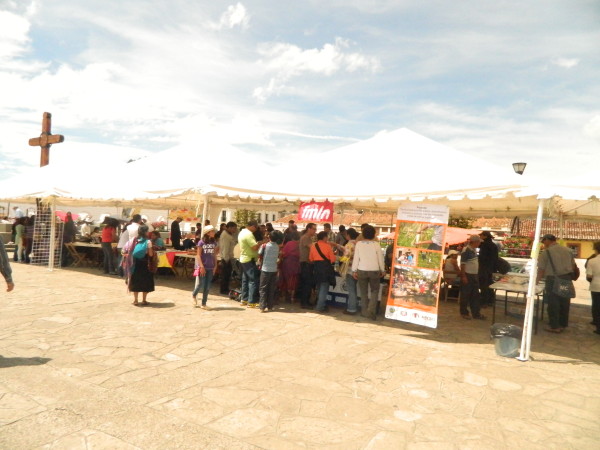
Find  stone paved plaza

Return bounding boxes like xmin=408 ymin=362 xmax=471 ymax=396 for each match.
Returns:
xmin=0 ymin=264 xmax=599 ymax=449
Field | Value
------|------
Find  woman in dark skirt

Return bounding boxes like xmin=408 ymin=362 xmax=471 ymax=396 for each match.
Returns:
xmin=123 ymin=225 xmax=155 ymax=306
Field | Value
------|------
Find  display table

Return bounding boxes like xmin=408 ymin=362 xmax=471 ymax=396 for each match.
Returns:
xmin=327 ymin=275 xmax=385 ymax=310
xmin=490 ymin=273 xmax=544 ymax=334
xmin=163 ymin=251 xmax=195 ymax=277
xmin=68 ymin=242 xmax=115 ymax=267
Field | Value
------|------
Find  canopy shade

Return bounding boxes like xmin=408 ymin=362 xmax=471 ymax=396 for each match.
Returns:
xmin=1 ymin=128 xmax=598 ymax=220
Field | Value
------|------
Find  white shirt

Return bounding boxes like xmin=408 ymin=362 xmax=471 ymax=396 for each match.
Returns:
xmin=127 ymin=222 xmax=140 ymax=242
xmin=80 ymin=223 xmax=92 ymax=237
xmin=117 ymin=229 xmax=129 ymax=249
xmin=586 ymin=256 xmax=600 ymax=292
xmin=352 ymin=240 xmax=385 ymax=272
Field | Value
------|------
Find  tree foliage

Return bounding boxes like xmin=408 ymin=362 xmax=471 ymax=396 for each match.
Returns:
xmin=234 ymin=209 xmax=257 ymax=226
xmin=448 ymin=216 xmax=475 ymax=229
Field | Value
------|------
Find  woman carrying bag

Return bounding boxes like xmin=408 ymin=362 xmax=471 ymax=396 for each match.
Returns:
xmin=309 ymin=231 xmax=336 ymax=313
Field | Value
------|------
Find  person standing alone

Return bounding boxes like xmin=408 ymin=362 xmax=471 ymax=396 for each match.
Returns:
xmin=170 ymin=216 xmax=183 ymax=250
xmin=459 ymin=235 xmax=486 ymax=320
xmin=478 ymin=231 xmax=498 ymax=307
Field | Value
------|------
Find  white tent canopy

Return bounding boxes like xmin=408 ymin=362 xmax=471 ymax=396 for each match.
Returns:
xmin=108 ymin=128 xmax=546 ymax=216
xmin=1 ymin=128 xmax=597 ymax=219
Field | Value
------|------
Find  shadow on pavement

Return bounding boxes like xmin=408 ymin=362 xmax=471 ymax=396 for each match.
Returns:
xmin=0 ymin=356 xmax=52 ymax=368
xmin=206 ymin=306 xmax=246 ymax=311
xmin=142 ymin=302 xmax=175 ymax=308
xmin=529 ymin=357 xmax=597 ymax=365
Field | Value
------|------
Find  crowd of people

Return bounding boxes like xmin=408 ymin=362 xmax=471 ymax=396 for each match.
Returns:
xmin=216 ymin=219 xmax=385 ymax=317
xmin=441 ymin=230 xmax=599 ymax=336
xmin=2 ymin=205 xmax=599 ymax=336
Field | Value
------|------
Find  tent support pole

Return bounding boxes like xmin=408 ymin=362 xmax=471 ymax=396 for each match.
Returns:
xmin=517 ymin=198 xmax=546 ymax=362
xmin=202 ymin=194 xmax=209 ymax=225
xmin=558 ymin=212 xmax=564 ymax=241
xmin=48 ymin=197 xmax=57 ymax=272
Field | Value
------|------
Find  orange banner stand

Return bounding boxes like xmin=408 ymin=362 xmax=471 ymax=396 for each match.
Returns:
xmin=384 ymin=204 xmax=449 ymax=329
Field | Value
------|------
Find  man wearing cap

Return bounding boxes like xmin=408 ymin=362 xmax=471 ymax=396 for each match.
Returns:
xmin=238 ymin=220 xmax=264 ymax=307
xmin=171 ymin=216 xmax=183 ymax=250
xmin=537 ymin=234 xmax=578 ymax=333
xmin=479 ymin=231 xmax=498 ymax=307
xmin=459 ymin=235 xmax=486 ymax=320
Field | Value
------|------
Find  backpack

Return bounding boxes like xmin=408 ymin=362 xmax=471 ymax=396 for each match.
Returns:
xmin=132 ymin=239 xmax=148 ymax=259
xmin=495 ymin=257 xmax=511 ymax=274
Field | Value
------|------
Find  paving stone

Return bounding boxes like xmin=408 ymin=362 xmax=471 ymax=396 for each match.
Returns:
xmin=0 ymin=264 xmax=599 ymax=448
xmin=206 ymin=408 xmax=279 ymax=438
xmin=277 ymin=416 xmax=366 ymax=445
xmin=39 ymin=429 xmax=142 ymax=449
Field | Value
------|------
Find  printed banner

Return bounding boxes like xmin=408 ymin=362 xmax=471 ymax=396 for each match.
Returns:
xmin=385 ymin=203 xmax=449 ymax=329
xmin=297 ymin=201 xmax=334 ymax=223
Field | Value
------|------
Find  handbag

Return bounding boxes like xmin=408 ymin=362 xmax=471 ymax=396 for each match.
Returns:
xmin=315 ymin=243 xmax=336 ymax=287
xmin=147 ymin=251 xmax=158 ymax=274
xmin=257 ymin=243 xmax=267 ymax=270
xmin=495 ymin=257 xmax=511 ymax=274
xmin=572 ymin=265 xmax=580 ymax=281
xmin=546 ymin=251 xmax=576 ymax=298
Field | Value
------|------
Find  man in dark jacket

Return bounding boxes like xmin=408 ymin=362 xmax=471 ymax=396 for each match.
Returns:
xmin=170 ymin=217 xmax=183 ymax=250
xmin=478 ymin=230 xmax=498 ymax=307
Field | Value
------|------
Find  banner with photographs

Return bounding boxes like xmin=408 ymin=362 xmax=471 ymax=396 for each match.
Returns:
xmin=385 ymin=203 xmax=449 ymax=328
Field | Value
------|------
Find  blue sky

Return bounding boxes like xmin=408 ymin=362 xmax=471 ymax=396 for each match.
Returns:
xmin=0 ymin=0 xmax=599 ymax=182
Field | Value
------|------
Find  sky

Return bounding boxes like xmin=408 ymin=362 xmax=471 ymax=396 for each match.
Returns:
xmin=0 ymin=0 xmax=599 ymax=183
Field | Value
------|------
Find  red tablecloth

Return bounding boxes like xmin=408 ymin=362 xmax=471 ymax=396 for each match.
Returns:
xmin=166 ymin=251 xmax=187 ymax=266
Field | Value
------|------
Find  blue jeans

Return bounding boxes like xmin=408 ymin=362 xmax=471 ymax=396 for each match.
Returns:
xmin=102 ymin=242 xmax=115 ymax=273
xmin=193 ymin=271 xmax=214 ymax=305
xmin=241 ymin=261 xmax=260 ymax=304
xmin=315 ymin=282 xmax=330 ymax=311
xmin=116 ymin=251 xmax=126 ymax=277
xmin=345 ymin=274 xmax=358 ymax=313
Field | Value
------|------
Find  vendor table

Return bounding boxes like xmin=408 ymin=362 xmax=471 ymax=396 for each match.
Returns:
xmin=68 ymin=242 xmax=115 ymax=267
xmin=162 ymin=250 xmax=195 ymax=277
xmin=490 ymin=273 xmax=544 ymax=334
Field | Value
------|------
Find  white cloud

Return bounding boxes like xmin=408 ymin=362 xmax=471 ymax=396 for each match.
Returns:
xmin=552 ymin=58 xmax=580 ymax=69
xmin=253 ymin=37 xmax=380 ymax=102
xmin=409 ymin=102 xmax=600 ymax=181
xmin=0 ymin=10 xmax=31 ymax=63
xmin=212 ymin=3 xmax=250 ymax=30
xmin=583 ymin=115 xmax=600 ymax=139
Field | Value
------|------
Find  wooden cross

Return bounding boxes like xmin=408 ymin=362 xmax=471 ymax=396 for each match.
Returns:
xmin=28 ymin=112 xmax=65 ymax=167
